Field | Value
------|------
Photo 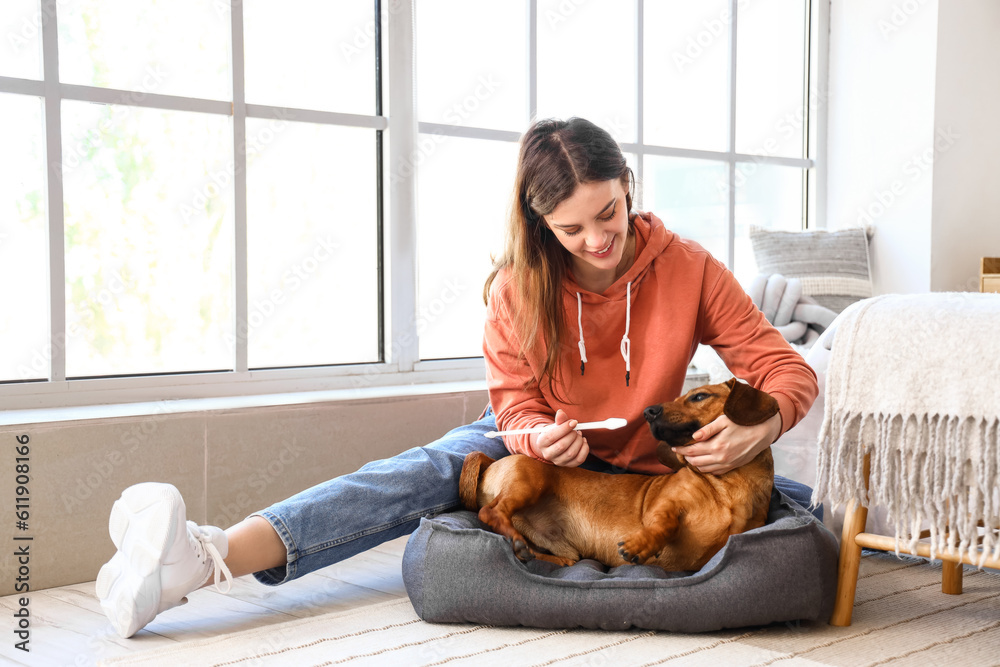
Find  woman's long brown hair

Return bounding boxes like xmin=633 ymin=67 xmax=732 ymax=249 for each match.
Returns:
xmin=484 ymin=118 xmax=634 ymax=400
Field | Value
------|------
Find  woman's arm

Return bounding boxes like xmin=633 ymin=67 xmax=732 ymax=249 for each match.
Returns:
xmin=683 ymin=261 xmax=818 ymax=474
xmin=483 ymin=279 xmax=589 ymax=467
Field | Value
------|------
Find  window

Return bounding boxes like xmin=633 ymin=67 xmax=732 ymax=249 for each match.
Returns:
xmin=60 ymin=101 xmax=234 ymax=377
xmin=0 ymin=1 xmax=822 ymax=408
xmin=416 ymin=0 xmax=821 ymax=359
xmin=0 ymin=93 xmax=47 ymax=382
xmin=0 ymin=0 xmax=42 ymax=80
xmin=414 ymin=0 xmax=526 ymax=360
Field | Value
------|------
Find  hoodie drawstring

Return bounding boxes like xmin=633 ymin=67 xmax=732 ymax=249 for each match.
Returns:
xmin=576 ymin=291 xmax=587 ymax=375
xmin=621 ymin=281 xmax=632 ymax=386
xmin=575 ymin=281 xmax=632 ymax=386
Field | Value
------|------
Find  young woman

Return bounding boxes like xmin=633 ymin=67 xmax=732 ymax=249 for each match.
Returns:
xmin=97 ymin=117 xmax=818 ymax=639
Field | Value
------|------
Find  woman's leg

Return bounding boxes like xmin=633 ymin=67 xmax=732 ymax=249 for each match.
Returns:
xmin=774 ymin=474 xmax=823 ymax=521
xmin=249 ymin=410 xmax=508 ymax=585
xmin=220 ymin=515 xmax=288 ymax=578
xmin=98 ymin=409 xmax=507 ymax=636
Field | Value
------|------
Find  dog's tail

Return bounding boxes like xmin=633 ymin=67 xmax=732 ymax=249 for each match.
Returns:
xmin=458 ymin=451 xmax=495 ymax=511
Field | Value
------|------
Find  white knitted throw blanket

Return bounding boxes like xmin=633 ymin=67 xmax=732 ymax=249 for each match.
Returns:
xmin=812 ymin=293 xmax=1000 ymax=565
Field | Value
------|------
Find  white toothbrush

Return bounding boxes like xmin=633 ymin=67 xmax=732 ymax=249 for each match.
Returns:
xmin=484 ymin=417 xmax=628 ymax=439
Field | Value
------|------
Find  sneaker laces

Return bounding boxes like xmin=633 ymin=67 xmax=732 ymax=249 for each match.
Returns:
xmin=187 ymin=521 xmax=233 ymax=594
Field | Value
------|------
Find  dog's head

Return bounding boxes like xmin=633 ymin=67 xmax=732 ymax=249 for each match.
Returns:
xmin=643 ymin=379 xmax=779 ymax=467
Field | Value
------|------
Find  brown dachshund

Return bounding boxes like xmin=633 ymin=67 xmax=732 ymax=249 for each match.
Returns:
xmin=459 ymin=379 xmax=779 ymax=572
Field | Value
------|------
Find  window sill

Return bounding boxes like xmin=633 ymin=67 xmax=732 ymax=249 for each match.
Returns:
xmin=0 ymin=379 xmax=489 ymax=427
xmin=0 ymin=358 xmax=489 ymax=412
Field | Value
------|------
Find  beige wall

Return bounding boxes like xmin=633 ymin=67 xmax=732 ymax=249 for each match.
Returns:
xmin=1 ymin=389 xmax=488 ymax=595
xmin=826 ymin=0 xmax=1000 ymax=293
xmin=826 ymin=0 xmax=938 ymax=293
xmin=929 ymin=0 xmax=1000 ymax=291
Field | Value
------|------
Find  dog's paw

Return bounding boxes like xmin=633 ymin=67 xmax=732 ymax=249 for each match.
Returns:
xmin=530 ymin=552 xmax=577 ymax=567
xmin=546 ymin=554 xmax=577 ymax=568
xmin=617 ymin=535 xmax=661 ymax=565
xmin=511 ymin=538 xmax=535 ymax=562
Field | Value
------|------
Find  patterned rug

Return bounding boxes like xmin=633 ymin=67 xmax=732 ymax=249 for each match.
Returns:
xmin=100 ymin=552 xmax=1000 ymax=666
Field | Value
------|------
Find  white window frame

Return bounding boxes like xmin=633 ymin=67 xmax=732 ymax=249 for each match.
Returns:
xmin=0 ymin=0 xmax=828 ymax=411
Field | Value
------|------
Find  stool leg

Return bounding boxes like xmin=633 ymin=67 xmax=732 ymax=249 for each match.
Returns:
xmin=942 ymin=559 xmax=963 ymax=595
xmin=830 ymin=497 xmax=869 ymax=626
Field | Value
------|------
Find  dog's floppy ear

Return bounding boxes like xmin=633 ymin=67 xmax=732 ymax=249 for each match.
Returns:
xmin=655 ymin=441 xmax=688 ymax=471
xmin=723 ymin=378 xmax=780 ymax=426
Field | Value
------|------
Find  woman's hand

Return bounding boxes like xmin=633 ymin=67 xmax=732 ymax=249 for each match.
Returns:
xmin=675 ymin=412 xmax=782 ymax=475
xmin=530 ymin=409 xmax=590 ymax=467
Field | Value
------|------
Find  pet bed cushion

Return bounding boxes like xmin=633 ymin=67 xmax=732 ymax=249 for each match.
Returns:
xmin=402 ymin=490 xmax=838 ymax=633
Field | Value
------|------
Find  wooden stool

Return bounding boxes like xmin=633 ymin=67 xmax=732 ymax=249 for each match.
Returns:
xmin=830 ymin=453 xmax=1000 ymax=626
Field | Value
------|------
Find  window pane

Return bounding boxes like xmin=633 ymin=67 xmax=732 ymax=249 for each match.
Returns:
xmin=0 ymin=94 xmax=47 ymax=381
xmin=62 ymin=101 xmax=233 ymax=377
xmin=417 ymin=0 xmax=527 ymax=132
xmin=244 ymin=0 xmax=374 ymax=115
xmin=246 ymin=120 xmax=378 ymax=368
xmin=1 ymin=0 xmax=42 ymax=79
xmin=58 ymin=0 xmax=230 ymax=100
xmin=537 ymin=0 xmax=636 ymax=141
xmin=735 ymin=0 xmax=807 ymax=158
xmin=734 ymin=164 xmax=803 ymax=286
xmin=644 ymin=0 xmax=729 ymax=151
xmin=417 ymin=135 xmax=515 ymax=360
xmin=642 ymin=156 xmax=729 ymax=262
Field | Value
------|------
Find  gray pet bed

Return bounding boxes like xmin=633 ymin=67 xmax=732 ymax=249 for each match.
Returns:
xmin=402 ymin=490 xmax=839 ymax=632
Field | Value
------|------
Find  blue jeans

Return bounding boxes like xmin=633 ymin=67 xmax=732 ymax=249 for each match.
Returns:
xmin=251 ymin=408 xmax=820 ymax=585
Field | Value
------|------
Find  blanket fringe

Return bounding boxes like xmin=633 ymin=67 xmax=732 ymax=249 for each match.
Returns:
xmin=813 ymin=412 xmax=1000 ymax=567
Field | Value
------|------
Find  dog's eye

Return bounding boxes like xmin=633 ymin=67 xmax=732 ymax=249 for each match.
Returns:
xmin=690 ymin=393 xmax=709 ymax=402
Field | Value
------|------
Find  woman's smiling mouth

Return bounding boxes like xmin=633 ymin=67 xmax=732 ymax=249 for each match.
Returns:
xmin=589 ymin=237 xmax=615 ymax=258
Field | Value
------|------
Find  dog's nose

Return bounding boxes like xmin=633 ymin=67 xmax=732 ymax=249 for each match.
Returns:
xmin=643 ymin=405 xmax=663 ymax=422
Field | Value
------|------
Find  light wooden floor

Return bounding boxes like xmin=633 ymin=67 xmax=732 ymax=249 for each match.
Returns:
xmin=0 ymin=536 xmax=411 ymax=666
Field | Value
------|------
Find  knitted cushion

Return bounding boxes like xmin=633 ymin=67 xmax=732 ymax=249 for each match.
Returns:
xmin=402 ymin=490 xmax=838 ymax=633
xmin=750 ymin=226 xmax=872 ymax=313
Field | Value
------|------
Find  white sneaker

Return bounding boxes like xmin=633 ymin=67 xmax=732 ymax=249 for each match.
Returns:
xmin=96 ymin=482 xmax=234 ymax=638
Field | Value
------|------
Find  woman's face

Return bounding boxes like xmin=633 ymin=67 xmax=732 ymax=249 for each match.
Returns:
xmin=543 ymin=178 xmax=631 ymax=288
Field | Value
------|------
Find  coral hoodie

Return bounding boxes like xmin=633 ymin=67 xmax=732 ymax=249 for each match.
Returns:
xmin=483 ymin=212 xmax=818 ymax=474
